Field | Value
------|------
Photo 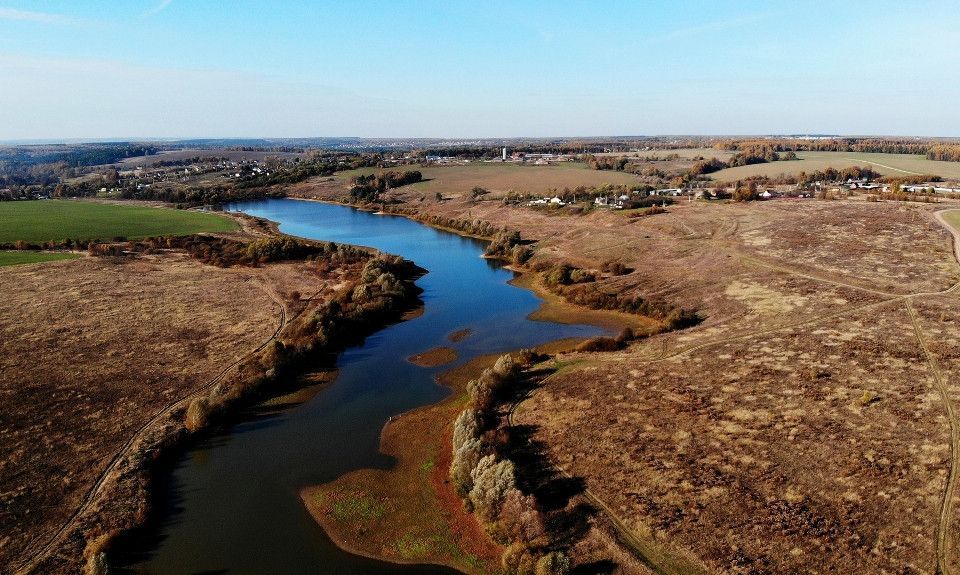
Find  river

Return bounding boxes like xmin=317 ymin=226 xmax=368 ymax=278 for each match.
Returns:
xmin=109 ymin=198 xmax=605 ymax=574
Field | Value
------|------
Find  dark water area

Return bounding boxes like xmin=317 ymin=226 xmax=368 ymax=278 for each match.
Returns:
xmin=110 ymin=199 xmax=605 ymax=574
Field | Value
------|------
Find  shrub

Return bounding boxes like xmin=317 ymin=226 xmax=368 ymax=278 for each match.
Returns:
xmin=486 ymin=229 xmax=523 ymax=259
xmin=185 ymin=397 xmax=210 ymax=432
xmin=502 ymin=542 xmax=538 ymax=575
xmin=469 ymin=455 xmax=517 ymax=522
xmin=514 ymin=348 xmax=542 ymax=366
xmin=453 ymin=408 xmax=482 ymax=449
xmin=615 ymin=327 xmax=635 ymax=344
xmin=511 ymin=243 xmax=533 ymax=265
xmin=543 ymin=263 xmax=572 ymax=287
xmin=467 ymin=376 xmax=495 ymax=412
xmin=450 ymin=437 xmax=485 ymax=498
xmin=575 ymin=337 xmax=622 ymax=352
xmin=535 ymin=552 xmax=571 ymax=575
xmin=492 ymin=354 xmax=519 ymax=379
xmin=497 ymin=487 xmax=545 ymax=544
xmin=601 ymin=260 xmax=628 ymax=275
xmin=568 ymin=268 xmax=595 ymax=284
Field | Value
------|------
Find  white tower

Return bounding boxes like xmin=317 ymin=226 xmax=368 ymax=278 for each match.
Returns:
xmin=502 ymin=147 xmax=507 ymax=161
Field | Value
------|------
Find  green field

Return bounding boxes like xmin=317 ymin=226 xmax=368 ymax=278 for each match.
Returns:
xmin=0 ymin=200 xmax=239 ymax=244
xmin=710 ymin=151 xmax=960 ymax=182
xmin=941 ymin=210 xmax=960 ymax=232
xmin=337 ymin=162 xmax=641 ymax=197
xmin=0 ymin=251 xmax=82 ymax=267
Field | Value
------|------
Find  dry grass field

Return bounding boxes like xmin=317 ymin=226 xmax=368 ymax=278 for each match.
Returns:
xmin=332 ymin=163 xmax=642 ymax=198
xmin=113 ymin=148 xmax=304 ymax=167
xmin=710 ymin=151 xmax=960 ymax=182
xmin=309 ymin=171 xmax=960 ymax=574
xmin=0 ymin=250 xmax=353 ymax=574
xmin=595 ymin=148 xmax=736 ymax=161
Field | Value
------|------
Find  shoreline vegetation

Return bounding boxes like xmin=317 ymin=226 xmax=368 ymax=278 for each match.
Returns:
xmin=302 ymin=340 xmax=588 ymax=575
xmin=299 ymin=198 xmax=708 ymax=574
xmin=8 ymin=223 xmax=425 ymax=575
xmin=13 ymin=194 xmax=700 ymax=574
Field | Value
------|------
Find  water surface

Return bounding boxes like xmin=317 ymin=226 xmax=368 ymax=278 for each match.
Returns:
xmin=111 ymin=198 xmax=605 ymax=574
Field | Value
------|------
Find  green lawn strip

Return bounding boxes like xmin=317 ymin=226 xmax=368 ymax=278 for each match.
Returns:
xmin=0 ymin=251 xmax=81 ymax=267
xmin=0 ymin=200 xmax=238 ymax=244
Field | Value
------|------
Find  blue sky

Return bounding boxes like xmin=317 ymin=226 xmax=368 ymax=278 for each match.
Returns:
xmin=1 ymin=1 xmax=958 ymax=139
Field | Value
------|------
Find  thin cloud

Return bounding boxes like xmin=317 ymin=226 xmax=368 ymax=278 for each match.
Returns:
xmin=0 ymin=7 xmax=77 ymax=25
xmin=141 ymin=0 xmax=173 ymax=18
xmin=644 ymin=13 xmax=773 ymax=44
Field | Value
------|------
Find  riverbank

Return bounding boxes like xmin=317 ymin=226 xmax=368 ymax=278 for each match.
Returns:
xmin=302 ymin=339 xmax=589 ymax=574
xmin=293 ymin=197 xmax=671 ymax=335
xmin=5 ymin=229 xmax=423 ymax=575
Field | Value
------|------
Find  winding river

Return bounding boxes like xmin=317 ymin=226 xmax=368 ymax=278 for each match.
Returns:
xmin=110 ymin=198 xmax=606 ymax=574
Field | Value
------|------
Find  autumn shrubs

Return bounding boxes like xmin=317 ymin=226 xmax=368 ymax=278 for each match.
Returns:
xmin=537 ymin=260 xmax=701 ymax=332
xmin=450 ymin=353 xmax=570 ymax=575
xmin=182 ymin=254 xmax=419 ymax=437
xmin=349 ymin=170 xmax=423 ymax=202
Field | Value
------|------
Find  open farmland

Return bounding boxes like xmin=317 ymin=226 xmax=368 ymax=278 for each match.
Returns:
xmin=595 ymin=147 xmax=736 ymax=161
xmin=0 ymin=200 xmax=238 ymax=244
xmin=113 ymin=148 xmax=305 ymax=167
xmin=332 ymin=162 xmax=641 ymax=198
xmin=710 ymin=151 xmax=960 ymax=181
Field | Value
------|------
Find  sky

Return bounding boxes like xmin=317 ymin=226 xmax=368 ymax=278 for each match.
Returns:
xmin=1 ymin=0 xmax=958 ymax=140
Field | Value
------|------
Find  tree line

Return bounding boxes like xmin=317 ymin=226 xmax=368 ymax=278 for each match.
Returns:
xmin=348 ymin=170 xmax=423 ymax=202
xmin=927 ymin=145 xmax=960 ymax=162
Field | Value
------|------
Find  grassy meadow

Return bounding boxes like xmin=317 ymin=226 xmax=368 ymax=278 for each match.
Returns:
xmin=337 ymin=162 xmax=641 ymax=198
xmin=0 ymin=200 xmax=239 ymax=244
xmin=941 ymin=210 xmax=960 ymax=232
xmin=709 ymin=151 xmax=960 ymax=181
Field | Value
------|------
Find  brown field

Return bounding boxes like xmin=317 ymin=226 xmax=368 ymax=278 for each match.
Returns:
xmin=304 ymin=172 xmax=960 ymax=574
xmin=711 ymin=151 xmax=960 ymax=182
xmin=0 ymin=248 xmax=354 ymax=574
xmin=595 ymin=147 xmax=735 ymax=161
xmin=332 ymin=163 xmax=642 ymax=198
xmin=112 ymin=148 xmax=304 ymax=167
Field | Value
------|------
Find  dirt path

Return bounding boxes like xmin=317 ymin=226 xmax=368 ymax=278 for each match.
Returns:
xmin=846 ymin=157 xmax=922 ymax=176
xmin=906 ymin=300 xmax=957 ymax=575
xmin=12 ymin=294 xmax=287 ymax=575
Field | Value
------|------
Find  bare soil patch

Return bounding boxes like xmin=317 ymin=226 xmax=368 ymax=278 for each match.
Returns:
xmin=447 ymin=328 xmax=473 ymax=342
xmin=408 ymin=346 xmax=459 ymax=367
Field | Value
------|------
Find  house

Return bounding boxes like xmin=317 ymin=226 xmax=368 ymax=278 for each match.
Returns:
xmin=549 ymin=196 xmax=566 ymax=206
